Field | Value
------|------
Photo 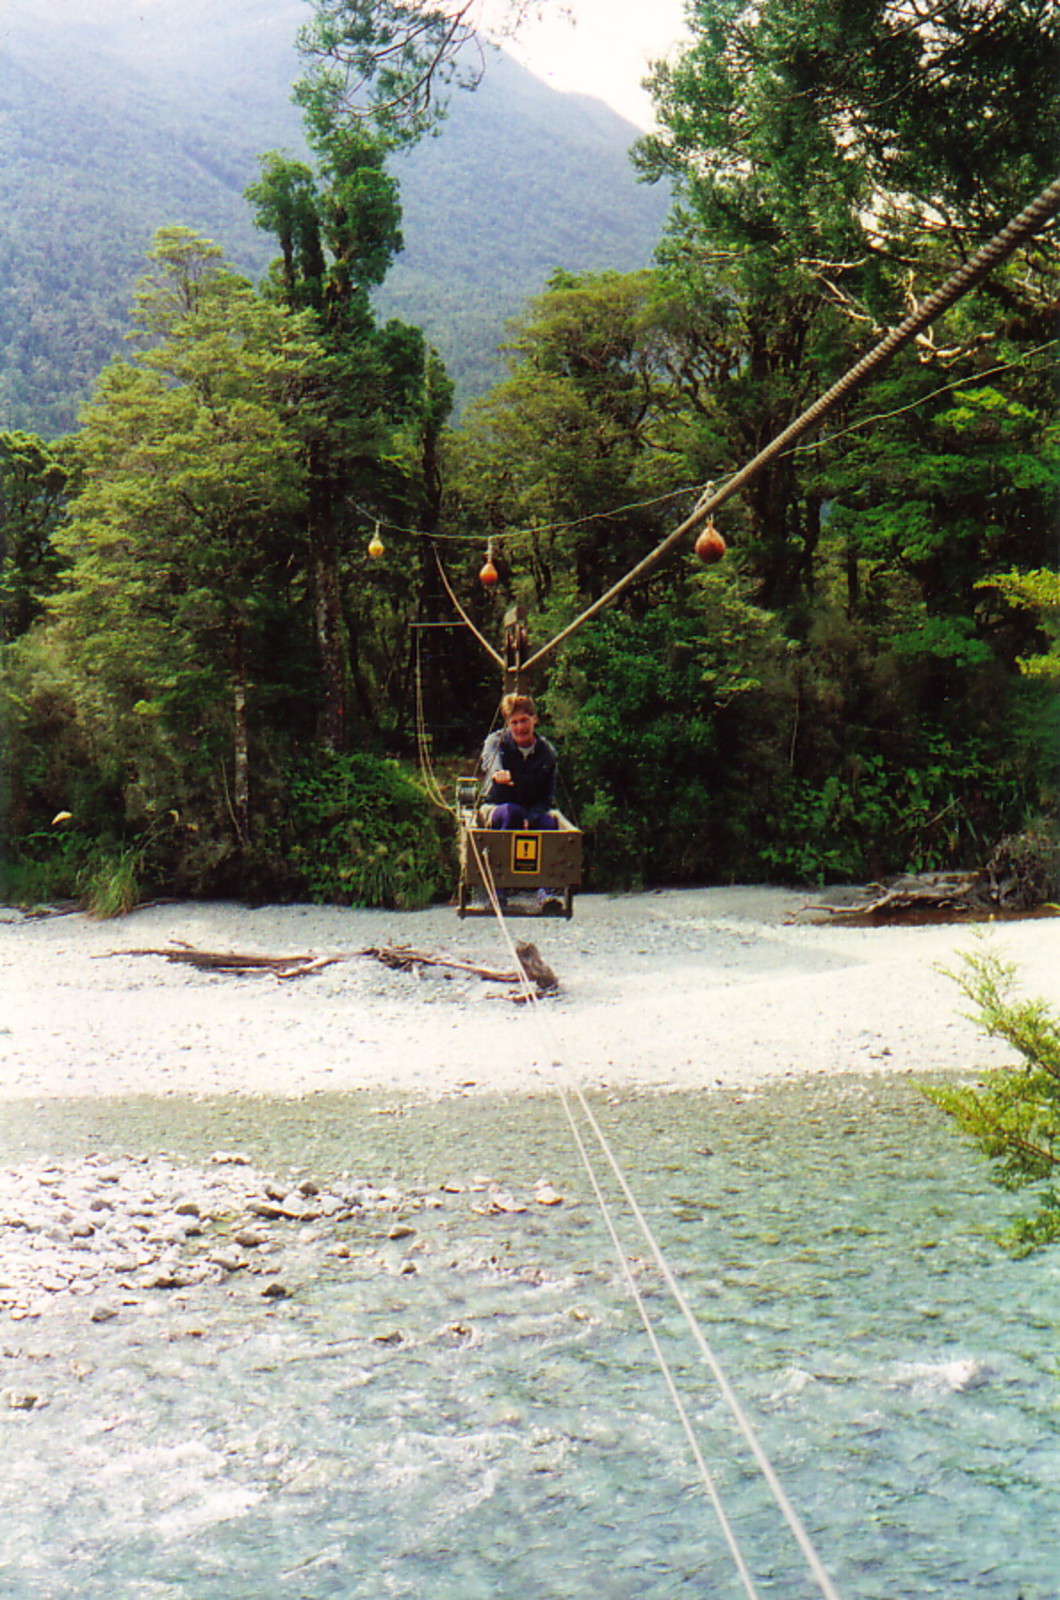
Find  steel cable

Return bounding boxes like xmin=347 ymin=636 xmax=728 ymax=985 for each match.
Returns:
xmin=524 ymin=174 xmax=1060 ymax=671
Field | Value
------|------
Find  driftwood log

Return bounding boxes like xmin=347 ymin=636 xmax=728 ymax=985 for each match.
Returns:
xmin=108 ymin=939 xmax=559 ymax=993
xmin=802 ymin=867 xmax=1054 ymax=923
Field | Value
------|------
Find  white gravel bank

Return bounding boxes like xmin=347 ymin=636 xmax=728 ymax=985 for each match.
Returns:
xmin=2 ymin=888 xmax=1056 ymax=1101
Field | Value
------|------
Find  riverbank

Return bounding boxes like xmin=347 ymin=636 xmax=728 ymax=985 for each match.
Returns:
xmin=3 ymin=887 xmax=1056 ymax=1100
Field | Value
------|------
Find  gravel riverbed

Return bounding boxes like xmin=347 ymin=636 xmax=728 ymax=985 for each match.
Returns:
xmin=2 ymin=886 xmax=1056 ymax=1102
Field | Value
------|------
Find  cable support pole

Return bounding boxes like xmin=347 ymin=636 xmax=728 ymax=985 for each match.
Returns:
xmin=523 ymin=173 xmax=1060 ymax=673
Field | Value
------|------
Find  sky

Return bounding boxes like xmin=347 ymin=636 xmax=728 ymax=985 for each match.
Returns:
xmin=489 ymin=0 xmax=692 ymax=129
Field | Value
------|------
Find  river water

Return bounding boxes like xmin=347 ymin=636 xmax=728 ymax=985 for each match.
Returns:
xmin=1 ymin=1075 xmax=1055 ymax=1600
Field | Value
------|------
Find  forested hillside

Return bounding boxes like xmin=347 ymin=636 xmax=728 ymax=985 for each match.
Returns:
xmin=2 ymin=0 xmax=1057 ymax=915
xmin=0 ymin=0 xmax=667 ymax=434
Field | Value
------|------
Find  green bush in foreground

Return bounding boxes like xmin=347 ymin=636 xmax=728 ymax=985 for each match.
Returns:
xmin=925 ymin=944 xmax=1060 ymax=1256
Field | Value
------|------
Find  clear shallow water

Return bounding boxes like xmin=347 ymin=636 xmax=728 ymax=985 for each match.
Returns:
xmin=1 ymin=1077 xmax=1057 ymax=1600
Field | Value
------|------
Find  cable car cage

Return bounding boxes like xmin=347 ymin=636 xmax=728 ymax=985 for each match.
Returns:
xmin=454 ymin=777 xmax=582 ymax=919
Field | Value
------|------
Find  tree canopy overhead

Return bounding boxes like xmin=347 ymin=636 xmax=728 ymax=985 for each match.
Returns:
xmin=294 ymin=0 xmax=550 ymax=141
xmin=642 ymin=0 xmax=1060 ymax=252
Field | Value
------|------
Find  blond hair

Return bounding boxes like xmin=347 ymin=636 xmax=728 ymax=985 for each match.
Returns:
xmin=500 ymin=692 xmax=536 ymax=721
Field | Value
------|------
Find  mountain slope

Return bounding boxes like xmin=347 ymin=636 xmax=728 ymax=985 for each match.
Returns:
xmin=382 ymin=50 xmax=670 ymax=404
xmin=0 ymin=0 xmax=669 ymax=434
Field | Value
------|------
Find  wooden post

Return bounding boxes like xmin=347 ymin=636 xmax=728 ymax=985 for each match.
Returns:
xmin=503 ymin=605 xmax=531 ymax=694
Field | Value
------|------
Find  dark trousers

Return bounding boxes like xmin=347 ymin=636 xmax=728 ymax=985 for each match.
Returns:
xmin=489 ymin=803 xmax=557 ymax=830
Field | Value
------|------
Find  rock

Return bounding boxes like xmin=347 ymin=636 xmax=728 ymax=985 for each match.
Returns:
xmin=388 ymin=1223 xmax=416 ymax=1241
xmin=534 ymin=1182 xmax=564 ymax=1206
xmin=173 ymin=1201 xmax=201 ymax=1218
xmin=234 ymin=1230 xmax=268 ymax=1250
xmin=248 ymin=1198 xmax=320 ymax=1222
xmin=210 ymin=1252 xmax=247 ymax=1273
xmin=261 ymin=1281 xmax=289 ymax=1300
xmin=144 ymin=1268 xmax=196 ymax=1290
xmin=90 ymin=1303 xmax=119 ymax=1324
xmin=3 ymin=1389 xmax=44 ymax=1410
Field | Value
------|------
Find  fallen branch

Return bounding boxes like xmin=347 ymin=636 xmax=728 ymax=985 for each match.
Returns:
xmin=362 ymin=943 xmax=518 ymax=982
xmin=114 ymin=945 xmax=343 ymax=978
xmin=805 ymin=870 xmax=1004 ymax=922
xmin=106 ymin=939 xmax=560 ymax=992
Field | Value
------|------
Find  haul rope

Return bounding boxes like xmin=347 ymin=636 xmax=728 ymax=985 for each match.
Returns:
xmin=464 ymin=826 xmax=842 ymax=1599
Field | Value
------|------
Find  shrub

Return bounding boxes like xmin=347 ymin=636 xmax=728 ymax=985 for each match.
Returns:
xmin=924 ymin=943 xmax=1060 ymax=1256
xmin=275 ymin=751 xmax=447 ymax=909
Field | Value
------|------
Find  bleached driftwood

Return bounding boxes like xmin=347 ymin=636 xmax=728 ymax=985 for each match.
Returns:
xmin=108 ymin=939 xmax=559 ymax=992
xmin=807 ymin=870 xmax=1020 ymax=922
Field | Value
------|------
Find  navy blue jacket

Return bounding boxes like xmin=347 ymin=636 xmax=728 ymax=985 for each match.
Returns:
xmin=480 ymin=729 xmax=558 ymax=812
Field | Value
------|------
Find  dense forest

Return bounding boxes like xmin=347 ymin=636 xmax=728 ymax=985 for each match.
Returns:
xmin=1 ymin=0 xmax=1058 ymax=914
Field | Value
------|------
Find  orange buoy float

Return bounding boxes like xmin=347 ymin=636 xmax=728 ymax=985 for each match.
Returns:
xmin=479 ymin=543 xmax=498 ymax=586
xmin=694 ymin=517 xmax=726 ymax=565
xmin=367 ymin=525 xmax=385 ymax=559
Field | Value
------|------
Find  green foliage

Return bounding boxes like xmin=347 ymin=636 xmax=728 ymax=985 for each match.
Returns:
xmin=50 ymin=227 xmax=321 ymax=851
xmin=2 ymin=0 xmax=1055 ymax=906
xmin=758 ymin=734 xmax=1029 ymax=885
xmin=275 ymin=751 xmax=445 ymax=908
xmin=982 ymin=568 xmax=1060 ymax=682
xmin=924 ymin=945 xmax=1060 ymax=1256
xmin=546 ymin=575 xmax=794 ymax=886
xmin=78 ymin=847 xmax=146 ymax=920
xmin=0 ymin=431 xmax=72 ymax=641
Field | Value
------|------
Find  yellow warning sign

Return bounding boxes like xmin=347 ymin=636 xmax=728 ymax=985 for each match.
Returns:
xmin=511 ymin=833 xmax=541 ymax=875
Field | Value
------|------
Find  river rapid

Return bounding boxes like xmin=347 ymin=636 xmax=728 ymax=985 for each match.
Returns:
xmin=1 ymin=1080 xmax=1057 ymax=1599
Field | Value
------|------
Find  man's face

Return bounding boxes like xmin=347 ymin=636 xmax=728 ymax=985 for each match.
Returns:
xmin=507 ymin=711 xmax=537 ymax=747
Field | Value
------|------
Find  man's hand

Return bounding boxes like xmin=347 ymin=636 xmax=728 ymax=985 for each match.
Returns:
xmin=494 ymin=769 xmax=513 ymax=785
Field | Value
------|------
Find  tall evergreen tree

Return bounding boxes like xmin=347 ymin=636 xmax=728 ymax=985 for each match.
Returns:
xmin=249 ymin=93 xmax=447 ymax=747
xmin=53 ymin=229 xmax=320 ymax=859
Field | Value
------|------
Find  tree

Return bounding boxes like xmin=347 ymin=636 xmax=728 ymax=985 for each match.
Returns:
xmin=249 ymin=97 xmax=447 ymax=749
xmin=925 ymin=945 xmax=1060 ymax=1256
xmin=0 ymin=431 xmax=72 ymax=644
xmin=637 ymin=0 xmax=1060 ymax=610
xmin=294 ymin=0 xmax=548 ymax=142
xmin=53 ymin=228 xmax=320 ymax=863
xmin=545 ymin=571 xmax=795 ymax=885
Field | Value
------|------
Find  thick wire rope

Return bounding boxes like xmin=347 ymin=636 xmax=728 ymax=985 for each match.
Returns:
xmin=522 ymin=173 xmax=1060 ymax=671
xmin=463 ymin=827 xmax=841 ymax=1600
